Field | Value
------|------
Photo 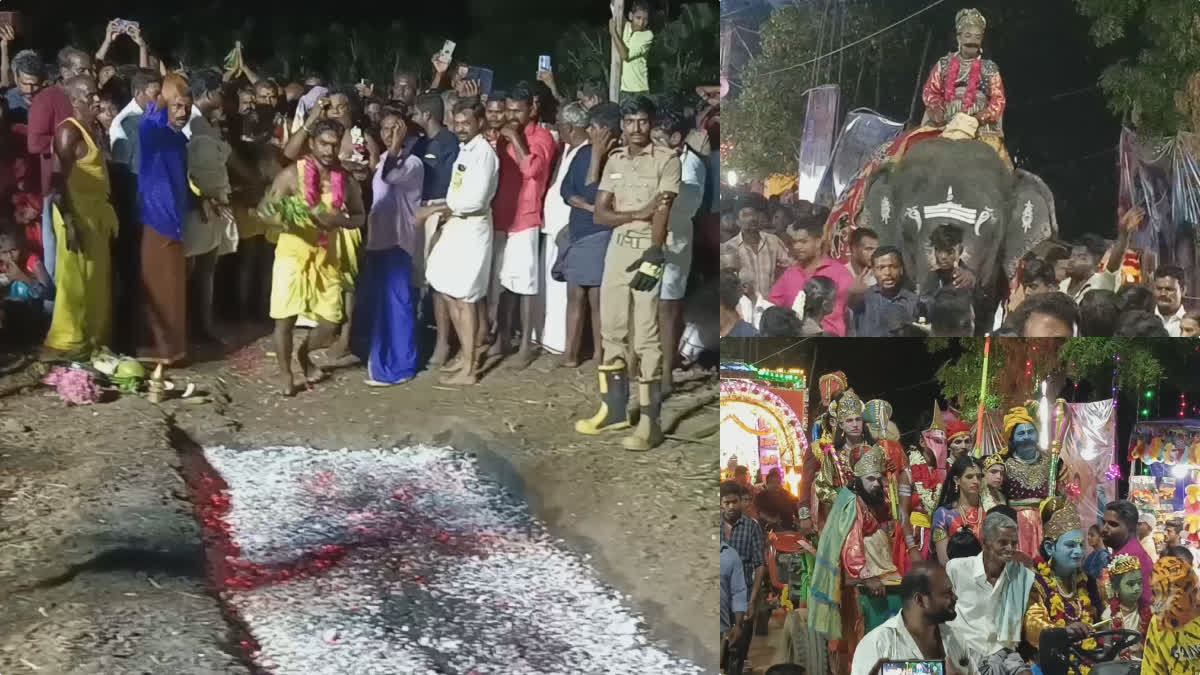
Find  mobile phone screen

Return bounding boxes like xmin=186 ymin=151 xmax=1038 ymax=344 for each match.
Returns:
xmin=879 ymin=661 xmax=945 ymax=675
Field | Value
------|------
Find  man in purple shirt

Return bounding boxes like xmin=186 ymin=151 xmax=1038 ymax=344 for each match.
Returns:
xmin=1101 ymin=499 xmax=1154 ymax=607
xmin=352 ymin=110 xmax=425 ymax=387
xmin=767 ymin=217 xmax=855 ymax=336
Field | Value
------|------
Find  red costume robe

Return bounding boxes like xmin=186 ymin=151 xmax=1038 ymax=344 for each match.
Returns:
xmin=921 ymin=53 xmax=1007 ymax=135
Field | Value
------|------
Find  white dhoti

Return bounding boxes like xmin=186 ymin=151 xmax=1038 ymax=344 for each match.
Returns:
xmin=537 ymin=230 xmax=567 ymax=353
xmin=413 ymin=200 xmax=446 ymax=288
xmin=427 ymin=214 xmax=493 ymax=303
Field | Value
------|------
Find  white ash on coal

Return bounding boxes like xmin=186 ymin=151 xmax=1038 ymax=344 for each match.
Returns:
xmin=202 ymin=445 xmax=703 ymax=675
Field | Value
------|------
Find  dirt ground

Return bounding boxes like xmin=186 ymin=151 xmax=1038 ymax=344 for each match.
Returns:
xmin=0 ymin=328 xmax=718 ymax=674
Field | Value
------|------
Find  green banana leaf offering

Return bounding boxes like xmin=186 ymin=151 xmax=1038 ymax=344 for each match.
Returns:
xmin=260 ymin=195 xmax=320 ymax=236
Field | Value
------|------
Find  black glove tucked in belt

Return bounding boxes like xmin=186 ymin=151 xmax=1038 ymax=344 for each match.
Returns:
xmin=626 ymin=245 xmax=665 ymax=292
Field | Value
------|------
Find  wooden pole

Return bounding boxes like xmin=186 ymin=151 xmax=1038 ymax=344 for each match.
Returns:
xmin=908 ymin=28 xmax=934 ymax=126
xmin=609 ymin=0 xmax=625 ymax=102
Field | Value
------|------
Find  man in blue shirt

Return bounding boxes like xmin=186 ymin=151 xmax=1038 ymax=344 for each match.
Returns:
xmin=558 ymin=102 xmax=621 ymax=367
xmin=721 ymin=541 xmax=748 ymax=660
xmin=854 ymin=246 xmax=919 ymax=337
xmin=409 ymin=92 xmax=461 ymax=365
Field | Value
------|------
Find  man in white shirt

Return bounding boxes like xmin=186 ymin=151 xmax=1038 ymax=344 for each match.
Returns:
xmin=944 ymin=511 xmax=1034 ymax=675
xmin=425 ymin=99 xmax=500 ymax=386
xmin=852 ymin=561 xmax=977 ymax=675
xmin=652 ymin=106 xmax=706 ymax=393
xmin=110 ymin=69 xmax=162 ymax=173
xmin=1153 ymin=265 xmax=1187 ymax=337
xmin=538 ymin=103 xmax=589 ymax=355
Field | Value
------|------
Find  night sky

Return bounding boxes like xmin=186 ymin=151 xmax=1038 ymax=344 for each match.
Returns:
xmin=12 ymin=0 xmax=715 ymax=88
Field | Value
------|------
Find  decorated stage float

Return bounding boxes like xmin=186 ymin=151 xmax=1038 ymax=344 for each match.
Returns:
xmin=720 ymin=362 xmax=814 ymax=634
xmin=1127 ymin=419 xmax=1200 ymax=556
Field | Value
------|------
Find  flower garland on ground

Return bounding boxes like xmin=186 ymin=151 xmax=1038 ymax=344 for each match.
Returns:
xmin=1034 ymin=561 xmax=1097 ymax=673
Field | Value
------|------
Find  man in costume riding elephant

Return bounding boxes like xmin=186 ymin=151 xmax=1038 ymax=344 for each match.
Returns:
xmin=824 ymin=9 xmax=1058 ymax=328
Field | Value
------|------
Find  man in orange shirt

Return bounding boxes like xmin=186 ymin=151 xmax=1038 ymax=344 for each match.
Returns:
xmin=489 ymin=82 xmax=559 ymax=369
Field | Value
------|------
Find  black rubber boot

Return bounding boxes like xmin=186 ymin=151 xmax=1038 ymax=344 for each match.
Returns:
xmin=574 ymin=361 xmax=632 ymax=434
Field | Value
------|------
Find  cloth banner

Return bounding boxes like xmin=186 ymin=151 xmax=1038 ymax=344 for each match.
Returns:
xmin=797 ymin=85 xmax=840 ymax=203
xmin=1118 ymin=128 xmax=1200 ymax=294
xmin=981 ymin=400 xmax=1115 ymax=529
xmin=814 ymin=108 xmax=905 ymax=208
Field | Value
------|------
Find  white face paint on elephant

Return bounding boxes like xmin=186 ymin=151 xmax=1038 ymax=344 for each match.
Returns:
xmin=860 ymin=137 xmax=1058 ymax=326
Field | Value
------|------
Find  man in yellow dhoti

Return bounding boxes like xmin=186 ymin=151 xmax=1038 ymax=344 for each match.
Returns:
xmin=258 ymin=118 xmax=365 ymax=396
xmin=44 ymin=75 xmax=118 ymax=358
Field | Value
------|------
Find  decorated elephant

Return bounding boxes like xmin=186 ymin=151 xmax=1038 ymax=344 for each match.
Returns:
xmin=858 ymin=137 xmax=1057 ymax=324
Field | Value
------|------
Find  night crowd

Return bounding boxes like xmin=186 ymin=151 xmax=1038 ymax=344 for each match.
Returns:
xmin=721 ymin=376 xmax=1200 ymax=675
xmin=719 ymin=198 xmax=1198 ymax=340
xmin=0 ymin=2 xmax=721 ymax=452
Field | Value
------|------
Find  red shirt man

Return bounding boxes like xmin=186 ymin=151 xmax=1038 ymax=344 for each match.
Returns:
xmin=492 ymin=114 xmax=557 ymax=236
xmin=768 ymin=256 xmax=856 ymax=336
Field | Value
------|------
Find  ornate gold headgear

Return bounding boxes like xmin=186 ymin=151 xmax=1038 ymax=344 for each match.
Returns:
xmin=863 ymin=399 xmax=893 ymax=437
xmin=955 ymin=9 xmax=987 ymax=34
xmin=835 ymin=390 xmax=865 ymax=425
xmin=1107 ymin=554 xmax=1142 ymax=578
xmin=854 ymin=445 xmax=886 ymax=478
xmin=928 ymin=402 xmax=946 ymax=433
xmin=983 ymin=453 xmax=1005 ymax=470
xmin=1041 ymin=498 xmax=1083 ymax=542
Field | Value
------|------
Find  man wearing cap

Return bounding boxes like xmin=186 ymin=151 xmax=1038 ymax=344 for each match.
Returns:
xmin=946 ymin=419 xmax=974 ymax=463
xmin=1139 ymin=512 xmax=1161 ymax=564
xmin=809 ymin=446 xmax=903 ymax=673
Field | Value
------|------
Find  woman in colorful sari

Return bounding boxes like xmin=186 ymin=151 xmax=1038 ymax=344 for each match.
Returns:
xmin=931 ymin=455 xmax=985 ymax=566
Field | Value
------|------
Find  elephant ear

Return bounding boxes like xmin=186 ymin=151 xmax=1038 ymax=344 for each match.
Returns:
xmin=861 ymin=165 xmax=902 ymax=248
xmin=1003 ymin=169 xmax=1058 ymax=280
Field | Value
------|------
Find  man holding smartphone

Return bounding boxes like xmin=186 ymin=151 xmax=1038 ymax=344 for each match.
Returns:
xmin=852 ymin=562 xmax=976 ymax=675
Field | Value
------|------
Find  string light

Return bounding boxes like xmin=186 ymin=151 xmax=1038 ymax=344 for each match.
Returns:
xmin=1182 ymin=393 xmax=1189 ymax=419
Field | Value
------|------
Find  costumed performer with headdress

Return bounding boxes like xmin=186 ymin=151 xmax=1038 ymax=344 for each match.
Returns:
xmin=980 ymin=452 xmax=1007 ymax=513
xmin=1099 ymin=553 xmax=1149 ymax=660
xmin=809 ymin=445 xmax=902 ymax=675
xmin=797 ymin=371 xmax=850 ymax=533
xmin=864 ymin=397 xmax=921 ymax=576
xmin=1024 ymin=497 xmax=1095 ymax=651
xmin=1000 ymin=405 xmax=1060 ymax=558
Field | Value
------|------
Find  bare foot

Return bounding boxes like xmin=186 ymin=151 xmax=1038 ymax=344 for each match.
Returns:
xmin=559 ymin=356 xmax=581 ymax=368
xmin=277 ymin=373 xmax=296 ymax=397
xmin=429 ymin=342 xmax=451 ymax=366
xmin=303 ymin=364 xmax=327 ymax=385
xmin=510 ymin=347 xmax=538 ymax=370
xmin=440 ymin=369 xmax=478 ymax=386
xmin=487 ymin=339 xmax=506 ymax=359
xmin=440 ymin=353 xmax=464 ymax=373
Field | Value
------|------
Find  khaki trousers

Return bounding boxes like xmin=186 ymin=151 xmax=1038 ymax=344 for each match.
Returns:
xmin=600 ymin=229 xmax=660 ymax=382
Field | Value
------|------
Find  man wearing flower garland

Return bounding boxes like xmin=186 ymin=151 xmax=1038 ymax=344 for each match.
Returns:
xmin=258 ymin=118 xmax=366 ymax=396
xmin=999 ymin=406 xmax=1058 ymax=558
xmin=1099 ymin=554 xmax=1148 ymax=660
xmin=1023 ymin=497 xmax=1094 ymax=652
xmin=809 ymin=446 xmax=902 ymax=675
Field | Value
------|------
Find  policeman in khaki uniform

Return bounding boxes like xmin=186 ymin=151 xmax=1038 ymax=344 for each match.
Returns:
xmin=575 ymin=96 xmax=681 ymax=451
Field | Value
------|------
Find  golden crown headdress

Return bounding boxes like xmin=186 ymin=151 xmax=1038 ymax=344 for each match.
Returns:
xmin=1042 ymin=498 xmax=1083 ymax=541
xmin=854 ymin=445 xmax=886 ymax=477
xmin=1107 ymin=554 xmax=1142 ymax=578
xmin=983 ymin=453 xmax=1005 ymax=470
xmin=955 ymin=9 xmax=986 ymax=34
xmin=835 ymin=390 xmax=866 ymax=425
